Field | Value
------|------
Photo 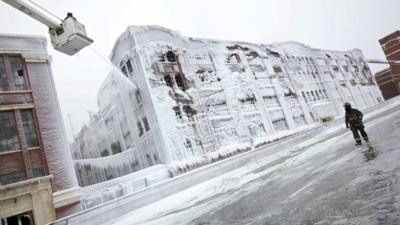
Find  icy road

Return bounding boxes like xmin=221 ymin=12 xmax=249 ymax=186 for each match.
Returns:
xmin=110 ymin=99 xmax=400 ymax=225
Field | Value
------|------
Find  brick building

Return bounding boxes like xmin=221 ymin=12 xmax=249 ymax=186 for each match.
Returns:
xmin=375 ymin=31 xmax=400 ymax=99
xmin=0 ymin=34 xmax=81 ymax=224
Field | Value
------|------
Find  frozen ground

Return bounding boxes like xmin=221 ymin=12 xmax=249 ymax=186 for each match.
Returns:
xmin=109 ymin=100 xmax=400 ymax=225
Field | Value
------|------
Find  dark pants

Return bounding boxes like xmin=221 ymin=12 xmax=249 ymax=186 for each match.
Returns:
xmin=351 ymin=125 xmax=368 ymax=144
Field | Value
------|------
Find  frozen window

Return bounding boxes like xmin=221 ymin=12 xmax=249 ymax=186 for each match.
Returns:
xmin=175 ymin=74 xmax=186 ymax=91
xmin=0 ymin=57 xmax=7 ymax=91
xmin=311 ymin=91 xmax=316 ymax=101
xmin=273 ymin=65 xmax=283 ymax=74
xmin=111 ymin=141 xmax=122 ymax=154
xmin=126 ymin=59 xmax=133 ymax=73
xmin=143 ymin=117 xmax=150 ymax=132
xmin=301 ymin=91 xmax=307 ymax=103
xmin=272 ymin=118 xmax=288 ymax=131
xmin=164 ymin=75 xmax=173 ymax=87
xmin=263 ymin=95 xmax=279 ymax=105
xmin=146 ymin=154 xmax=154 ymax=166
xmin=135 ymin=90 xmax=142 ymax=103
xmin=10 ymin=56 xmax=27 ymax=90
xmin=158 ymin=55 xmax=165 ymax=62
xmin=184 ymin=138 xmax=193 ymax=152
xmin=183 ymin=105 xmax=194 ymax=121
xmin=100 ymin=149 xmax=109 ymax=157
xmin=121 ymin=65 xmax=128 ymax=77
xmin=318 ymin=90 xmax=324 ymax=98
xmin=20 ymin=109 xmax=38 ymax=148
xmin=153 ymin=154 xmax=159 ymax=163
xmin=166 ymin=51 xmax=176 ymax=62
xmin=0 ymin=111 xmax=20 ymax=152
xmin=173 ymin=106 xmax=182 ymax=120
xmin=137 ymin=121 xmax=144 ymax=137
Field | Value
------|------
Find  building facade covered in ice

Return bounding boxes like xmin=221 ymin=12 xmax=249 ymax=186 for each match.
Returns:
xmin=71 ymin=26 xmax=383 ymax=185
xmin=0 ymin=34 xmax=82 ymax=224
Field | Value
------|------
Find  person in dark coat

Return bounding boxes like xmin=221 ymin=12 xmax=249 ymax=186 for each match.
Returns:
xmin=344 ymin=102 xmax=369 ymax=145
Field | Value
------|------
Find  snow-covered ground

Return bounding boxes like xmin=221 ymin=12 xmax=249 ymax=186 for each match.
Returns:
xmin=108 ymin=98 xmax=400 ymax=225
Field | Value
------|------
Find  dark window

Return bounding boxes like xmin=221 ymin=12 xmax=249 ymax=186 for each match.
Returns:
xmin=0 ymin=57 xmax=7 ymax=91
xmin=183 ymin=106 xmax=194 ymax=120
xmin=135 ymin=90 xmax=142 ymax=103
xmin=158 ymin=55 xmax=165 ymax=62
xmin=10 ymin=56 xmax=26 ymax=90
xmin=101 ymin=149 xmax=109 ymax=157
xmin=121 ymin=65 xmax=128 ymax=76
xmin=166 ymin=51 xmax=176 ymax=62
xmin=153 ymin=154 xmax=159 ymax=163
xmin=0 ymin=171 xmax=26 ymax=185
xmin=142 ymin=117 xmax=150 ymax=132
xmin=137 ymin=121 xmax=144 ymax=137
xmin=126 ymin=59 xmax=133 ymax=73
xmin=185 ymin=138 xmax=193 ymax=152
xmin=173 ymin=106 xmax=182 ymax=120
xmin=146 ymin=154 xmax=154 ymax=166
xmin=175 ymin=74 xmax=185 ymax=90
xmin=343 ymin=65 xmax=349 ymax=72
xmin=111 ymin=141 xmax=122 ymax=154
xmin=164 ymin=75 xmax=173 ymax=87
xmin=301 ymin=91 xmax=307 ymax=103
xmin=20 ymin=110 xmax=38 ymax=148
xmin=32 ymin=167 xmax=45 ymax=178
xmin=0 ymin=111 xmax=20 ymax=152
xmin=273 ymin=65 xmax=283 ymax=74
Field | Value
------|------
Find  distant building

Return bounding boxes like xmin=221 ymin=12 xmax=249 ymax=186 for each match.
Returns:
xmin=375 ymin=31 xmax=400 ymax=100
xmin=71 ymin=26 xmax=383 ymax=185
xmin=0 ymin=34 xmax=81 ymax=224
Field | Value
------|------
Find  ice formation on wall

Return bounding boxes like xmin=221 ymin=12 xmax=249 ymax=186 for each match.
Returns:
xmin=72 ymin=25 xmax=384 ymax=185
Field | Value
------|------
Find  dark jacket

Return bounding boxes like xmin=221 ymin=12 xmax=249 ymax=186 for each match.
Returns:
xmin=345 ymin=108 xmax=363 ymax=129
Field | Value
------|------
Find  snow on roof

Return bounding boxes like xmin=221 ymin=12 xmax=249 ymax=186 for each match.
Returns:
xmin=110 ymin=25 xmax=366 ymax=63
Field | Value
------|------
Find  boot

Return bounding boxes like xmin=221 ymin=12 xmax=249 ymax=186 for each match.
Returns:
xmin=355 ymin=141 xmax=362 ymax=146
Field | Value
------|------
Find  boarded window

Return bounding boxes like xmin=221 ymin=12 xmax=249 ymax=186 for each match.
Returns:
xmin=10 ymin=56 xmax=27 ymax=90
xmin=0 ymin=111 xmax=19 ymax=152
xmin=0 ymin=57 xmax=7 ymax=91
xmin=20 ymin=109 xmax=38 ymax=148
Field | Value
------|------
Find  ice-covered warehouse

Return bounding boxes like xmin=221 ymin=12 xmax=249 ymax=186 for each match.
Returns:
xmin=72 ymin=25 xmax=383 ymax=184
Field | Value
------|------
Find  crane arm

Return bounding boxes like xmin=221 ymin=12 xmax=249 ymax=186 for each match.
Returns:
xmin=2 ymin=0 xmax=61 ymax=29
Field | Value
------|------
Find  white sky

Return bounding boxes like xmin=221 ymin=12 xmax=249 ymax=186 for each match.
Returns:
xmin=0 ymin=0 xmax=399 ymax=141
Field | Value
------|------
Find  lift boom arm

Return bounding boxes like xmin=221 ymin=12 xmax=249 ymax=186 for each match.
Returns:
xmin=1 ymin=0 xmax=93 ymax=55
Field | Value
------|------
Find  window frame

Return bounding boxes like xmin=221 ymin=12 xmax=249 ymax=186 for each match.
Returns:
xmin=0 ymin=55 xmax=30 ymax=92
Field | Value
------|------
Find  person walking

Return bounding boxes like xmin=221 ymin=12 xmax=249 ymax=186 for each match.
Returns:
xmin=344 ymin=102 xmax=369 ymax=145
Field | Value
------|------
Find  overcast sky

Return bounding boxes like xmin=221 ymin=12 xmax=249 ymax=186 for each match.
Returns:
xmin=0 ymin=0 xmax=399 ymax=141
